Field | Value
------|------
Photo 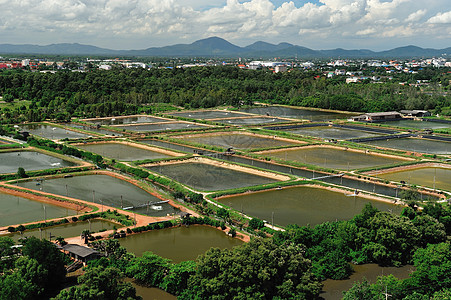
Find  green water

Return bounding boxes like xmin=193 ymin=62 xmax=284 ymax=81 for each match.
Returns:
xmin=146 ymin=162 xmax=278 ymax=191
xmin=16 ymin=174 xmax=175 ymax=217
xmin=119 ymin=225 xmax=243 ymax=262
xmin=263 ymin=147 xmax=406 ymax=170
xmin=115 ymin=122 xmax=209 ymax=132
xmin=6 ymin=219 xmax=117 ymax=241
xmin=169 ymin=110 xmax=246 ymax=120
xmin=0 ymin=191 xmax=76 ymax=227
xmin=377 ymin=167 xmax=451 ymax=192
xmin=20 ymin=124 xmax=90 ymax=140
xmin=76 ymin=143 xmax=174 ymax=161
xmin=363 ymin=137 xmax=451 ymax=155
xmin=178 ymin=133 xmax=300 ymax=149
xmin=218 ymin=186 xmax=401 ymax=227
xmin=286 ymin=126 xmax=383 ymax=140
xmin=0 ymin=151 xmax=76 ymax=174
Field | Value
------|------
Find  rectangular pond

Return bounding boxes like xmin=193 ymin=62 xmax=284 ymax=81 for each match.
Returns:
xmin=217 ymin=186 xmax=402 ymax=227
xmin=146 ymin=162 xmax=279 ymax=191
xmin=260 ymin=146 xmax=408 ymax=170
xmin=175 ymin=132 xmax=302 ymax=150
xmin=240 ymin=106 xmax=354 ymax=121
xmin=6 ymin=219 xmax=118 ymax=241
xmin=362 ymin=137 xmax=451 ymax=155
xmin=378 ymin=119 xmax=451 ymax=130
xmin=217 ymin=117 xmax=289 ymax=125
xmin=281 ymin=126 xmax=385 ymax=140
xmin=76 ymin=142 xmax=177 ymax=161
xmin=15 ymin=174 xmax=176 ymax=217
xmin=83 ymin=115 xmax=171 ymax=125
xmin=376 ymin=166 xmax=451 ymax=192
xmin=20 ymin=124 xmax=91 ymax=140
xmin=168 ymin=110 xmax=247 ymax=120
xmin=0 ymin=151 xmax=77 ymax=174
xmin=115 ymin=122 xmax=210 ymax=132
xmin=66 ymin=123 xmax=123 ymax=136
xmin=119 ymin=225 xmax=243 ymax=262
xmin=0 ymin=191 xmax=76 ymax=227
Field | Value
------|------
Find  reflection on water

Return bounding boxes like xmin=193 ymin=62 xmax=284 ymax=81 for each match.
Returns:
xmin=377 ymin=167 xmax=451 ymax=192
xmin=363 ymin=137 xmax=451 ymax=155
xmin=0 ymin=151 xmax=76 ymax=174
xmin=20 ymin=124 xmax=89 ymax=140
xmin=240 ymin=106 xmax=354 ymax=121
xmin=76 ymin=143 xmax=174 ymax=161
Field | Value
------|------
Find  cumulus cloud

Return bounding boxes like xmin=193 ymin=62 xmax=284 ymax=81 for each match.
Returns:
xmin=406 ymin=9 xmax=427 ymax=23
xmin=427 ymin=10 xmax=451 ymax=23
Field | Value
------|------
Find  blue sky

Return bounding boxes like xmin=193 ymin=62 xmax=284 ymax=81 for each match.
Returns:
xmin=0 ymin=0 xmax=449 ymax=51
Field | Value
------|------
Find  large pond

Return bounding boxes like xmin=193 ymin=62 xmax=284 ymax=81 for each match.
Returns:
xmin=15 ymin=174 xmax=175 ymax=217
xmin=66 ymin=123 xmax=122 ymax=136
xmin=362 ymin=137 xmax=451 ymax=155
xmin=76 ymin=143 xmax=175 ymax=161
xmin=115 ymin=122 xmax=210 ymax=132
xmin=376 ymin=167 xmax=451 ymax=192
xmin=119 ymin=225 xmax=243 ymax=262
xmin=176 ymin=133 xmax=302 ymax=150
xmin=0 ymin=191 xmax=76 ymax=227
xmin=0 ymin=151 xmax=76 ymax=174
xmin=260 ymin=147 xmax=407 ymax=170
xmin=217 ymin=117 xmax=289 ymax=125
xmin=146 ymin=162 xmax=279 ymax=191
xmin=20 ymin=124 xmax=90 ymax=140
xmin=6 ymin=219 xmax=117 ymax=241
xmin=169 ymin=110 xmax=247 ymax=120
xmin=283 ymin=126 xmax=384 ymax=140
xmin=379 ymin=119 xmax=451 ymax=130
xmin=322 ymin=264 xmax=414 ymax=300
xmin=240 ymin=106 xmax=354 ymax=121
xmin=217 ymin=186 xmax=401 ymax=227
xmin=84 ymin=116 xmax=171 ymax=125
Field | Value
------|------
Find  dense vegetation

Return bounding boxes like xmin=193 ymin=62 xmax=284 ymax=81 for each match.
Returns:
xmin=0 ymin=66 xmax=450 ymax=123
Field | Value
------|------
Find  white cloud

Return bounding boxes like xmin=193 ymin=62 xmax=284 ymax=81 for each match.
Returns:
xmin=427 ymin=10 xmax=451 ymax=23
xmin=406 ymin=9 xmax=427 ymax=22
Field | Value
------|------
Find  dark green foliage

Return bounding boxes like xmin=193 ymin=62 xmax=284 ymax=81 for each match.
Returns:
xmin=248 ymin=217 xmax=265 ymax=230
xmin=16 ymin=167 xmax=27 ymax=178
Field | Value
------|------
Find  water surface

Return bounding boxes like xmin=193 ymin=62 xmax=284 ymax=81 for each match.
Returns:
xmin=85 ymin=116 xmax=170 ymax=125
xmin=169 ymin=110 xmax=246 ymax=120
xmin=240 ymin=106 xmax=354 ymax=121
xmin=218 ymin=117 xmax=289 ymax=125
xmin=20 ymin=124 xmax=90 ymax=140
xmin=377 ymin=167 xmax=451 ymax=192
xmin=0 ymin=151 xmax=76 ymax=174
xmin=379 ymin=119 xmax=451 ymax=130
xmin=285 ymin=126 xmax=383 ymax=140
xmin=76 ymin=143 xmax=174 ymax=161
xmin=115 ymin=122 xmax=209 ymax=132
xmin=363 ymin=137 xmax=451 ymax=155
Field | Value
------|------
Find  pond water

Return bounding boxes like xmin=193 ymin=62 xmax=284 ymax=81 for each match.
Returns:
xmin=127 ymin=280 xmax=177 ymax=300
xmin=284 ymin=126 xmax=384 ymax=140
xmin=217 ymin=117 xmax=289 ymax=125
xmin=76 ymin=143 xmax=175 ymax=161
xmin=0 ymin=151 xmax=77 ymax=174
xmin=115 ymin=122 xmax=210 ymax=132
xmin=66 ymin=123 xmax=123 ymax=136
xmin=20 ymin=124 xmax=90 ymax=140
xmin=169 ymin=110 xmax=246 ymax=120
xmin=119 ymin=225 xmax=243 ymax=262
xmin=146 ymin=162 xmax=279 ymax=191
xmin=240 ymin=106 xmax=354 ymax=121
xmin=84 ymin=116 xmax=170 ymax=125
xmin=379 ymin=119 xmax=451 ymax=130
xmin=16 ymin=174 xmax=176 ymax=217
xmin=377 ymin=167 xmax=451 ymax=192
xmin=0 ymin=191 xmax=76 ymax=227
xmin=362 ymin=137 xmax=451 ymax=155
xmin=322 ymin=264 xmax=414 ymax=300
xmin=6 ymin=219 xmax=117 ymax=241
xmin=217 ymin=186 xmax=401 ymax=227
xmin=260 ymin=147 xmax=407 ymax=170
xmin=176 ymin=133 xmax=302 ymax=150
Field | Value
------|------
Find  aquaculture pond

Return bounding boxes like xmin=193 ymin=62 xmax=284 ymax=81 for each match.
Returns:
xmin=0 ymin=151 xmax=77 ymax=174
xmin=15 ymin=174 xmax=175 ymax=217
xmin=119 ymin=225 xmax=243 ymax=262
xmin=168 ymin=110 xmax=247 ymax=120
xmin=84 ymin=116 xmax=170 ymax=125
xmin=322 ymin=264 xmax=414 ymax=300
xmin=378 ymin=119 xmax=451 ymax=130
xmin=176 ymin=132 xmax=302 ymax=150
xmin=240 ymin=106 xmax=354 ymax=121
xmin=362 ymin=137 xmax=451 ymax=155
xmin=66 ymin=123 xmax=122 ymax=136
xmin=217 ymin=186 xmax=402 ymax=227
xmin=260 ymin=147 xmax=407 ymax=170
xmin=76 ymin=143 xmax=176 ymax=161
xmin=282 ymin=126 xmax=384 ymax=140
xmin=20 ymin=124 xmax=90 ymax=140
xmin=128 ymin=281 xmax=176 ymax=300
xmin=376 ymin=167 xmax=451 ymax=192
xmin=6 ymin=219 xmax=117 ymax=242
xmin=146 ymin=162 xmax=279 ymax=191
xmin=217 ymin=117 xmax=289 ymax=125
xmin=0 ymin=191 xmax=76 ymax=227
xmin=115 ymin=122 xmax=210 ymax=132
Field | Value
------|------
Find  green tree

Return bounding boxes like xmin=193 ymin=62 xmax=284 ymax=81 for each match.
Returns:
xmin=17 ymin=167 xmax=27 ymax=178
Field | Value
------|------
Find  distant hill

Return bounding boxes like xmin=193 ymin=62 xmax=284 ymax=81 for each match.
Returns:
xmin=0 ymin=37 xmax=450 ymax=58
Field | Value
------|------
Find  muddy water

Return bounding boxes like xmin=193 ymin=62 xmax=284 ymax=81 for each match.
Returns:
xmin=0 ymin=151 xmax=76 ymax=174
xmin=363 ymin=137 xmax=451 ymax=155
xmin=218 ymin=186 xmax=401 ymax=227
xmin=285 ymin=126 xmax=383 ymax=140
xmin=76 ymin=143 xmax=174 ymax=161
xmin=146 ymin=162 xmax=279 ymax=191
xmin=262 ymin=147 xmax=406 ymax=170
xmin=20 ymin=124 xmax=90 ymax=140
xmin=119 ymin=225 xmax=243 ymax=262
xmin=129 ymin=282 xmax=176 ymax=300
xmin=240 ymin=106 xmax=354 ymax=121
xmin=16 ymin=174 xmax=176 ymax=217
xmin=0 ymin=191 xmax=76 ymax=227
xmin=377 ymin=167 xmax=451 ymax=192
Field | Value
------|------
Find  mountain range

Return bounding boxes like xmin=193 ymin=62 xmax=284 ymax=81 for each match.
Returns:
xmin=0 ymin=37 xmax=450 ymax=59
